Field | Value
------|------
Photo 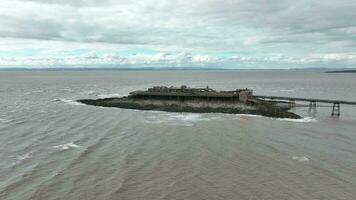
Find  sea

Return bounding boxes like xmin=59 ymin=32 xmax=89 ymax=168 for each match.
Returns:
xmin=0 ymin=70 xmax=355 ymax=200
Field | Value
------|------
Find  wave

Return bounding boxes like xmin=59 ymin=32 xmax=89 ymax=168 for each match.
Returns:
xmin=29 ymin=90 xmax=43 ymax=93
xmin=144 ymin=112 xmax=222 ymax=125
xmin=53 ymin=142 xmax=82 ymax=151
xmin=233 ymin=114 xmax=317 ymax=123
xmin=276 ymin=117 xmax=317 ymax=123
xmin=0 ymin=118 xmax=12 ymax=123
xmin=144 ymin=112 xmax=314 ymax=125
xmin=162 ymin=113 xmax=219 ymax=121
xmin=279 ymin=88 xmax=304 ymax=92
xmin=291 ymin=156 xmax=310 ymax=162
xmin=233 ymin=114 xmax=264 ymax=119
xmin=10 ymin=153 xmax=32 ymax=166
xmin=55 ymin=99 xmax=85 ymax=106
xmin=87 ymin=90 xmax=97 ymax=95
xmin=85 ymin=91 xmax=126 ymax=98
xmin=16 ymin=153 xmax=32 ymax=161
xmin=232 ymin=114 xmax=316 ymax=123
xmin=97 ymin=93 xmax=124 ymax=98
xmin=60 ymin=88 xmax=74 ymax=92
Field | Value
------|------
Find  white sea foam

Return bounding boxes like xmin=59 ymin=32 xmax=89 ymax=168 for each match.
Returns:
xmin=145 ymin=112 xmax=222 ymax=125
xmin=30 ymin=90 xmax=43 ymax=93
xmin=164 ymin=113 xmax=222 ymax=121
xmin=291 ymin=156 xmax=310 ymax=162
xmin=232 ymin=113 xmax=316 ymax=123
xmin=53 ymin=142 xmax=82 ymax=151
xmin=97 ymin=93 xmax=124 ymax=98
xmin=56 ymin=99 xmax=85 ymax=106
xmin=166 ymin=113 xmax=207 ymax=121
xmin=145 ymin=112 xmax=267 ymax=124
xmin=280 ymin=88 xmax=304 ymax=92
xmin=60 ymin=88 xmax=74 ymax=92
xmin=17 ymin=153 xmax=31 ymax=161
xmin=234 ymin=114 xmax=264 ymax=119
xmin=280 ymin=89 xmax=295 ymax=92
xmin=87 ymin=90 xmax=97 ymax=95
xmin=11 ymin=153 xmax=32 ymax=166
xmin=276 ymin=117 xmax=317 ymax=123
xmin=145 ymin=111 xmax=315 ymax=124
xmin=0 ymin=118 xmax=12 ymax=123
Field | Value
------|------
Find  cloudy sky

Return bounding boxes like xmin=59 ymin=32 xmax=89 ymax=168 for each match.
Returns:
xmin=0 ymin=0 xmax=356 ymax=68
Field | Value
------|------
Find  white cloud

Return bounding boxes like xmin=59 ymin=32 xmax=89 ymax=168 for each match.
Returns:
xmin=1 ymin=52 xmax=356 ymax=68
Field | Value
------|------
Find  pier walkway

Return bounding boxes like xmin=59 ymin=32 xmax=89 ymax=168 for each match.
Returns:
xmin=254 ymin=95 xmax=356 ymax=116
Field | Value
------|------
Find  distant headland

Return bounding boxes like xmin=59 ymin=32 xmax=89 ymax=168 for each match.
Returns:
xmin=325 ymin=70 xmax=356 ymax=73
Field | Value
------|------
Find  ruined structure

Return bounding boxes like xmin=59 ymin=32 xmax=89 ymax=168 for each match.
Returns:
xmin=130 ymin=85 xmax=253 ymax=103
xmin=78 ymin=85 xmax=301 ymax=119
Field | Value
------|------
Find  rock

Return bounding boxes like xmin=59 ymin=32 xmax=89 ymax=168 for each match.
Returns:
xmin=78 ymin=97 xmax=301 ymax=119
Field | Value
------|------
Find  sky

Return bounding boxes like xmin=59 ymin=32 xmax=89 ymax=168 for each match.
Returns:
xmin=0 ymin=0 xmax=356 ymax=69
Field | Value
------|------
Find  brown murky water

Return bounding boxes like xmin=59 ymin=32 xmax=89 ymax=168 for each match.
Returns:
xmin=1 ymin=70 xmax=356 ymax=200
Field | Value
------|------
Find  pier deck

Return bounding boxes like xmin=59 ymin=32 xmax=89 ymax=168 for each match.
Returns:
xmin=254 ymin=95 xmax=356 ymax=116
xmin=254 ymin=95 xmax=356 ymax=105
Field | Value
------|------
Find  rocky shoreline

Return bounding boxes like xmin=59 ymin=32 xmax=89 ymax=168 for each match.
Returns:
xmin=78 ymin=97 xmax=301 ymax=119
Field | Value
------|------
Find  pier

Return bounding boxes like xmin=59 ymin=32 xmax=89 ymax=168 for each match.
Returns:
xmin=254 ymin=95 xmax=356 ymax=116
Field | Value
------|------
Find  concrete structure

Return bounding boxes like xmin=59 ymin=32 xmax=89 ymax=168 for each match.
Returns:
xmin=129 ymin=85 xmax=253 ymax=102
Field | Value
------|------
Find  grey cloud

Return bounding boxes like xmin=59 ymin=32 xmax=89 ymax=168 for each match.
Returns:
xmin=3 ymin=1 xmax=356 ymax=46
xmin=191 ymin=0 xmax=356 ymax=45
xmin=0 ymin=0 xmax=356 ymax=67
xmin=18 ymin=0 xmax=113 ymax=7
xmin=0 ymin=16 xmax=64 ymax=40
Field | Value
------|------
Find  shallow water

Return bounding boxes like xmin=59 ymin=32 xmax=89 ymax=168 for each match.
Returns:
xmin=0 ymin=70 xmax=356 ymax=200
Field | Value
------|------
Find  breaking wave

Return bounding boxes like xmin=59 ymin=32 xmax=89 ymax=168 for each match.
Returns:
xmin=87 ymin=90 xmax=97 ymax=95
xmin=97 ymin=93 xmax=124 ymax=98
xmin=144 ymin=112 xmax=314 ymax=124
xmin=0 ymin=118 xmax=12 ymax=123
xmin=161 ymin=113 xmax=219 ymax=121
xmin=60 ymin=88 xmax=74 ymax=92
xmin=145 ymin=112 xmax=221 ymax=125
xmin=233 ymin=114 xmax=264 ymax=119
xmin=55 ymin=99 xmax=85 ymax=106
xmin=11 ymin=153 xmax=32 ymax=166
xmin=291 ymin=156 xmax=310 ymax=162
xmin=276 ymin=117 xmax=317 ymax=123
xmin=17 ymin=153 xmax=32 ymax=161
xmin=53 ymin=142 xmax=82 ymax=151
xmin=231 ymin=114 xmax=316 ymax=123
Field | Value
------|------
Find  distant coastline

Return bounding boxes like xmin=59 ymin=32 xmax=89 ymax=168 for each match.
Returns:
xmin=0 ymin=67 xmax=222 ymax=71
xmin=0 ymin=67 xmax=355 ymax=72
xmin=0 ymin=67 xmax=289 ymax=71
xmin=325 ymin=70 xmax=356 ymax=73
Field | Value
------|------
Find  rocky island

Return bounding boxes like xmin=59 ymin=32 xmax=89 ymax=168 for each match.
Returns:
xmin=78 ymin=85 xmax=301 ymax=119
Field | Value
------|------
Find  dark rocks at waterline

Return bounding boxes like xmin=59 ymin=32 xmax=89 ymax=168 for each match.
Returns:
xmin=78 ymin=97 xmax=302 ymax=119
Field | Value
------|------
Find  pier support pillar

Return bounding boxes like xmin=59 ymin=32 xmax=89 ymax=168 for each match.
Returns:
xmin=288 ymin=99 xmax=296 ymax=108
xmin=331 ymin=102 xmax=340 ymax=117
xmin=308 ymin=101 xmax=317 ymax=116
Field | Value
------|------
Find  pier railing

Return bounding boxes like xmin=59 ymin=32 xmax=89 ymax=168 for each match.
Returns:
xmin=254 ymin=95 xmax=356 ymax=116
